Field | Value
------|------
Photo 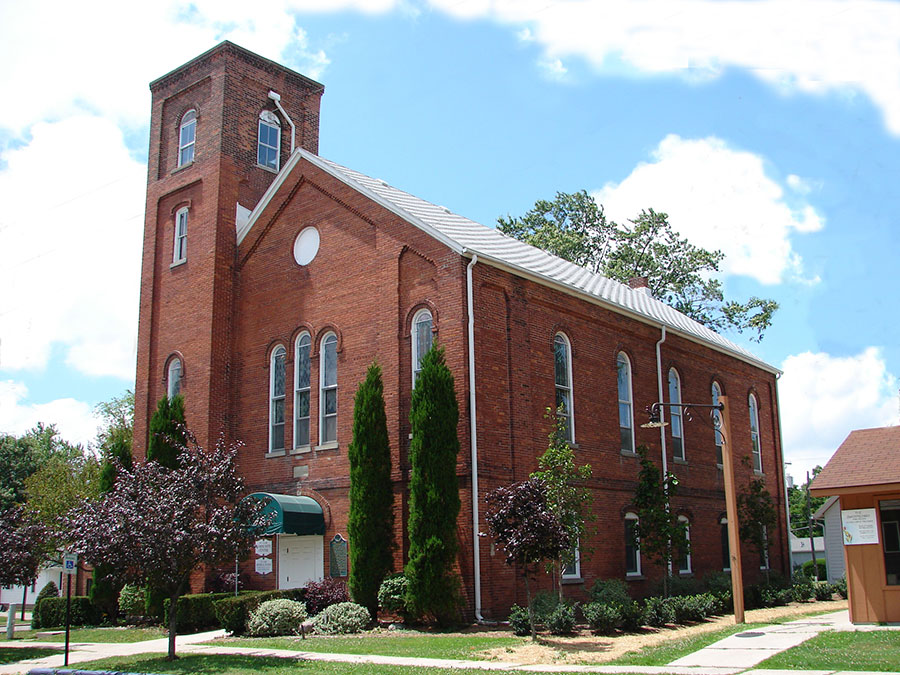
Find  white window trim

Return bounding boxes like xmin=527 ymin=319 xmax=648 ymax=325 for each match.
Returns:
xmin=678 ymin=515 xmax=692 ymax=575
xmin=319 ymin=332 xmax=338 ymax=446
xmin=554 ymin=333 xmax=575 ymax=443
xmin=411 ymin=308 xmax=433 ymax=387
xmin=749 ymin=393 xmax=763 ymax=473
xmin=625 ymin=512 xmax=641 ymax=577
xmin=669 ymin=368 xmax=685 ymax=461
xmin=269 ymin=345 xmax=286 ymax=454
xmin=562 ymin=541 xmax=581 ymax=580
xmin=293 ymin=332 xmax=312 ymax=452
xmin=712 ymin=381 xmax=724 ymax=466
xmin=257 ymin=111 xmax=281 ymax=172
xmin=173 ymin=207 xmax=188 ymax=264
xmin=166 ymin=357 xmax=182 ymax=400
xmin=178 ymin=109 xmax=196 ymax=168
xmin=618 ymin=352 xmax=635 ymax=454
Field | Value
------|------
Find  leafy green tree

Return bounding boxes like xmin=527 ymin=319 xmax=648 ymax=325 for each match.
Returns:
xmin=147 ymin=394 xmax=185 ymax=469
xmin=0 ymin=424 xmax=82 ymax=511
xmin=788 ymin=467 xmax=826 ymax=538
xmin=530 ymin=408 xmax=592 ymax=597
xmin=347 ymin=363 xmax=394 ymax=617
xmin=738 ymin=472 xmax=778 ymax=582
xmin=632 ymin=445 xmax=687 ymax=596
xmin=405 ymin=346 xmax=461 ymax=624
xmin=498 ymin=191 xmax=778 ymax=342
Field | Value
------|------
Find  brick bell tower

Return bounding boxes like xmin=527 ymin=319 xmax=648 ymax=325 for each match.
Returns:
xmin=134 ymin=42 xmax=324 ymax=459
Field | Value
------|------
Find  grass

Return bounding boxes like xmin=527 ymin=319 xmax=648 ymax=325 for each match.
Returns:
xmin=3 ymin=626 xmax=167 ymax=643
xmin=206 ymin=631 xmax=524 ymax=660
xmin=0 ymin=646 xmax=61 ymax=665
xmin=604 ymin=622 xmax=766 ymax=666
xmin=68 ymin=653 xmax=567 ymax=675
xmin=758 ymin=630 xmax=900 ymax=671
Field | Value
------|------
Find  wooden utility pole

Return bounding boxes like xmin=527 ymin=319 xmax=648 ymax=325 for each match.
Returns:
xmin=718 ymin=395 xmax=745 ymax=623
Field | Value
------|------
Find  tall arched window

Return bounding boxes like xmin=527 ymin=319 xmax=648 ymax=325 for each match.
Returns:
xmin=166 ymin=357 xmax=182 ymax=399
xmin=294 ymin=333 xmax=312 ymax=449
xmin=677 ymin=515 xmax=692 ymax=574
xmin=625 ymin=512 xmax=641 ymax=577
xmin=173 ymin=207 xmax=188 ymax=264
xmin=412 ymin=309 xmax=433 ymax=385
xmin=320 ymin=333 xmax=338 ymax=444
xmin=712 ymin=381 xmax=724 ymax=465
xmin=269 ymin=345 xmax=286 ymax=453
xmin=668 ymin=368 xmax=684 ymax=461
xmin=258 ymin=111 xmax=281 ymax=171
xmin=554 ymin=333 xmax=574 ymax=442
xmin=749 ymin=393 xmax=762 ymax=472
xmin=178 ymin=109 xmax=196 ymax=167
xmin=617 ymin=352 xmax=634 ymax=453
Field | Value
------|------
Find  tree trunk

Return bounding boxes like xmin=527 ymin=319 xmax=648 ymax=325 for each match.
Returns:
xmin=166 ymin=591 xmax=180 ymax=660
xmin=523 ymin=572 xmax=536 ymax=642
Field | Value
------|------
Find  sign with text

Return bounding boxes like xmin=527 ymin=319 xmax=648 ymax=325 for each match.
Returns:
xmin=255 ymin=539 xmax=272 ymax=557
xmin=62 ymin=552 xmax=78 ymax=575
xmin=330 ymin=534 xmax=348 ymax=577
xmin=841 ymin=508 xmax=879 ymax=545
xmin=255 ymin=557 xmax=273 ymax=575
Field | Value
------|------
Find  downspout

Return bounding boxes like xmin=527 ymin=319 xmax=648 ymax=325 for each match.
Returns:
xmin=466 ymin=252 xmax=484 ymax=622
xmin=775 ymin=370 xmax=792 ymax=575
xmin=655 ymin=326 xmax=668 ymax=475
xmin=268 ymin=90 xmax=296 ymax=153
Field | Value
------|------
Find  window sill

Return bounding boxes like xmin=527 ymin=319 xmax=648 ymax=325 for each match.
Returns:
xmin=265 ymin=450 xmax=286 ymax=458
xmin=625 ymin=574 xmax=645 ymax=581
xmin=561 ymin=577 xmax=583 ymax=585
xmin=716 ymin=463 xmax=724 ymax=470
xmin=567 ymin=442 xmax=580 ymax=450
xmin=257 ymin=163 xmax=279 ymax=174
xmin=754 ymin=470 xmax=765 ymax=477
xmin=620 ymin=450 xmax=637 ymax=457
xmin=170 ymin=259 xmax=186 ymax=269
xmin=291 ymin=445 xmax=311 ymax=455
xmin=315 ymin=441 xmax=339 ymax=452
xmin=674 ymin=457 xmax=688 ymax=465
xmin=172 ymin=161 xmax=193 ymax=174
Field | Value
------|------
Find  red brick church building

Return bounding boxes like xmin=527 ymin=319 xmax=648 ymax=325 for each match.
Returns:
xmin=134 ymin=42 xmax=789 ymax=619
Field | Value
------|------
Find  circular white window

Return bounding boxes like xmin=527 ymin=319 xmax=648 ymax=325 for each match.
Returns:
xmin=293 ymin=227 xmax=320 ymax=266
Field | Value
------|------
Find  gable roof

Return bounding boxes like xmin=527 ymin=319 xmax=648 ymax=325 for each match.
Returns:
xmin=240 ymin=148 xmax=778 ymax=374
xmin=811 ymin=426 xmax=900 ymax=495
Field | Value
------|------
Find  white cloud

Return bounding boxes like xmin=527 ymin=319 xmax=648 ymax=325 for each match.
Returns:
xmin=786 ymin=174 xmax=822 ymax=196
xmin=0 ymin=116 xmax=145 ymax=378
xmin=779 ymin=348 xmax=898 ymax=482
xmin=538 ymin=57 xmax=568 ymax=80
xmin=594 ymin=134 xmax=823 ymax=285
xmin=0 ymin=380 xmax=99 ymax=449
xmin=426 ymin=0 xmax=900 ymax=136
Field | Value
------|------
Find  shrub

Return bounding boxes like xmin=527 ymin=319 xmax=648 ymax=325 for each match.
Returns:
xmin=791 ymin=572 xmax=815 ymax=603
xmin=668 ymin=593 xmax=716 ymax=624
xmin=590 ymin=578 xmax=631 ymax=606
xmin=305 ymin=577 xmax=349 ymax=616
xmin=163 ymin=592 xmax=231 ymax=634
xmin=801 ymin=558 xmax=826 ymax=581
xmin=643 ymin=596 xmax=675 ymax=627
xmin=813 ymin=581 xmax=834 ymax=601
xmin=583 ymin=602 xmax=622 ymax=634
xmin=33 ymin=597 xmax=100 ymax=629
xmin=834 ymin=576 xmax=848 ymax=599
xmin=312 ymin=602 xmax=371 ymax=634
xmin=247 ymin=599 xmax=308 ymax=637
xmin=213 ymin=589 xmax=306 ymax=636
xmin=508 ymin=604 xmax=531 ymax=636
xmin=529 ymin=591 xmax=561 ymax=623
xmin=662 ymin=575 xmax=703 ymax=597
xmin=118 ymin=584 xmax=146 ymax=617
xmin=378 ymin=574 xmax=410 ymax=620
xmin=207 ymin=572 xmax=245 ymax=594
xmin=702 ymin=571 xmax=732 ymax=598
xmin=30 ymin=582 xmax=60 ymax=629
xmin=620 ymin=600 xmax=644 ymax=632
xmin=546 ymin=603 xmax=576 ymax=635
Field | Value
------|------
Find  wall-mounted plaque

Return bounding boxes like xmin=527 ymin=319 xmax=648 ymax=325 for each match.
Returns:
xmin=255 ymin=557 xmax=273 ymax=575
xmin=842 ymin=508 xmax=879 ymax=545
xmin=255 ymin=538 xmax=273 ymax=557
xmin=330 ymin=534 xmax=348 ymax=577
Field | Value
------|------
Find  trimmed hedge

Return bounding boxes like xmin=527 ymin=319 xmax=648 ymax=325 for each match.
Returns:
xmin=32 ymin=597 xmax=101 ymax=629
xmin=30 ymin=582 xmax=60 ymax=629
xmin=163 ymin=592 xmax=231 ymax=634
xmin=213 ymin=589 xmax=306 ymax=636
xmin=311 ymin=602 xmax=370 ymax=634
xmin=247 ymin=599 xmax=308 ymax=637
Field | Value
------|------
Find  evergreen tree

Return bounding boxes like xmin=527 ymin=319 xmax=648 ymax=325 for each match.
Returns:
xmin=405 ymin=346 xmax=461 ymax=624
xmin=347 ymin=363 xmax=394 ymax=617
xmin=147 ymin=394 xmax=185 ymax=469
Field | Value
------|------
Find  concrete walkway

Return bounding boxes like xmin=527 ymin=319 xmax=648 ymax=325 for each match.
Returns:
xmin=2 ymin=610 xmax=898 ymax=675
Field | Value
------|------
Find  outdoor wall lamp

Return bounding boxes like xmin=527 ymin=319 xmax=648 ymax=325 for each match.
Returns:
xmin=640 ymin=401 xmax=725 ymax=429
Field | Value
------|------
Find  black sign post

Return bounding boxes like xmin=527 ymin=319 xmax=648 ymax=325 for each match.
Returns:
xmin=62 ymin=552 xmax=77 ymax=667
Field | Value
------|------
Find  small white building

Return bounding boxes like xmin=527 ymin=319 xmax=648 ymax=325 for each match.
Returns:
xmin=789 ymin=533 xmax=825 ymax=572
xmin=0 ymin=566 xmax=64 ymax=609
xmin=814 ymin=495 xmax=846 ymax=583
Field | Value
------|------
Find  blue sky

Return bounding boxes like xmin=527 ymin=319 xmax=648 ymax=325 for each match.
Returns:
xmin=1 ymin=0 xmax=898 ymax=483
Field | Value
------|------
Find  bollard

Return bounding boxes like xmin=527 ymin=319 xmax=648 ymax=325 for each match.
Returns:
xmin=6 ymin=603 xmax=17 ymax=639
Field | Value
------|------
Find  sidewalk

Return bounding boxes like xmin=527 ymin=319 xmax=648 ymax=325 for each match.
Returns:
xmin=2 ymin=611 xmax=898 ymax=675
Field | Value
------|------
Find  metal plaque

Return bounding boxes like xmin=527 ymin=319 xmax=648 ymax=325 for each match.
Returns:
xmin=255 ymin=538 xmax=273 ymax=556
xmin=330 ymin=534 xmax=348 ymax=577
xmin=255 ymin=557 xmax=273 ymax=575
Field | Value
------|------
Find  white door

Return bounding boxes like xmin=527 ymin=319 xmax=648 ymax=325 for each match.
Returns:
xmin=277 ymin=535 xmax=324 ymax=589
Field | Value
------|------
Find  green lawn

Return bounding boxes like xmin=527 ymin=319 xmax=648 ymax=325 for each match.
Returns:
xmin=206 ymin=632 xmax=524 ymax=660
xmin=0 ymin=646 xmax=61 ymax=665
xmin=758 ymin=630 xmax=900 ymax=671
xmin=4 ymin=626 xmax=167 ymax=643
xmin=67 ymin=653 xmax=567 ymax=675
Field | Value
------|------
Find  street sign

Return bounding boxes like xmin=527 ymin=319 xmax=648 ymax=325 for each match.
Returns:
xmin=63 ymin=553 xmax=78 ymax=575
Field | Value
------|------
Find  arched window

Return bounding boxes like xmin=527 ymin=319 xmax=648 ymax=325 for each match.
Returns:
xmin=412 ymin=309 xmax=433 ymax=385
xmin=712 ymin=381 xmax=724 ymax=465
xmin=677 ymin=515 xmax=692 ymax=574
xmin=553 ymin=334 xmax=574 ymax=442
xmin=721 ymin=516 xmax=731 ymax=571
xmin=269 ymin=345 xmax=286 ymax=453
xmin=668 ymin=368 xmax=684 ymax=461
xmin=294 ymin=333 xmax=312 ymax=449
xmin=320 ymin=333 xmax=338 ymax=444
xmin=258 ymin=111 xmax=281 ymax=171
xmin=173 ymin=207 xmax=188 ymax=264
xmin=166 ymin=357 xmax=182 ymax=399
xmin=178 ymin=109 xmax=196 ymax=167
xmin=749 ymin=393 xmax=762 ymax=472
xmin=625 ymin=512 xmax=641 ymax=576
xmin=617 ymin=352 xmax=634 ymax=453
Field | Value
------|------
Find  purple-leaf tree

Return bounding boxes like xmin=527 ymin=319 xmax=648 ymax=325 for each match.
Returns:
xmin=67 ymin=434 xmax=265 ymax=660
xmin=484 ymin=478 xmax=570 ymax=640
xmin=0 ymin=506 xmax=49 ymax=588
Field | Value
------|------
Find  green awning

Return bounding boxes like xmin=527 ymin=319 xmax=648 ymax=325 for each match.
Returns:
xmin=249 ymin=492 xmax=326 ymax=536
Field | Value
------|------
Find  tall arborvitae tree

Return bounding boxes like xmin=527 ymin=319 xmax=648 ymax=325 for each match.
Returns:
xmin=405 ymin=346 xmax=461 ymax=625
xmin=147 ymin=394 xmax=185 ymax=468
xmin=347 ymin=363 xmax=394 ymax=617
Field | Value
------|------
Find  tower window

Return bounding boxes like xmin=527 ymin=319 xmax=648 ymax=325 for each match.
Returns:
xmin=295 ymin=333 xmax=311 ymax=449
xmin=258 ymin=111 xmax=281 ymax=171
xmin=173 ymin=207 xmax=188 ymax=264
xmin=412 ymin=309 xmax=433 ymax=385
xmin=617 ymin=352 xmax=634 ymax=453
xmin=178 ymin=109 xmax=196 ymax=167
xmin=270 ymin=345 xmax=286 ymax=453
xmin=167 ymin=357 xmax=182 ymax=399
xmin=320 ymin=332 xmax=338 ymax=444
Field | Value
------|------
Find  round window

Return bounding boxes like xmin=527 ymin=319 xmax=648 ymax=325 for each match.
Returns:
xmin=293 ymin=227 xmax=320 ymax=266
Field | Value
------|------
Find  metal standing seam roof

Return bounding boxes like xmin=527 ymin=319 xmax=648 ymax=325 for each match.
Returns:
xmin=240 ymin=147 xmax=778 ymax=374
